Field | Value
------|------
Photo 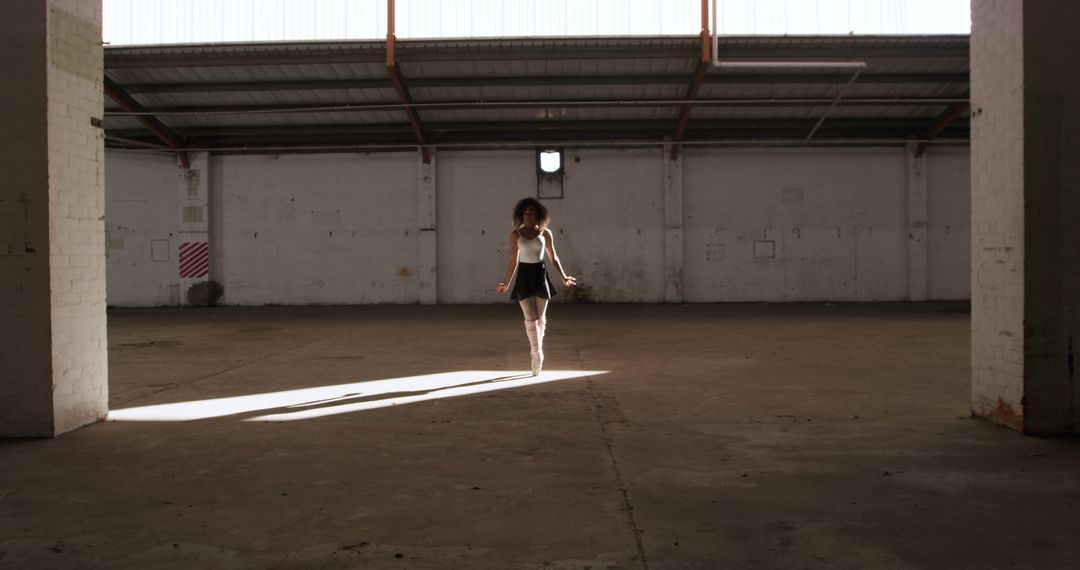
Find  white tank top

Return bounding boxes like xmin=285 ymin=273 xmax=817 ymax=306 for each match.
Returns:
xmin=517 ymin=231 xmax=546 ymax=263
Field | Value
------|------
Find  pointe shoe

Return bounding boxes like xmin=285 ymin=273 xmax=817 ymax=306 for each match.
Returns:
xmin=530 ymin=353 xmax=540 ymax=376
xmin=536 ymin=351 xmax=544 ymax=375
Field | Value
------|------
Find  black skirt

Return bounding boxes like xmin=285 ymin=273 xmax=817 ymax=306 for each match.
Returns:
xmin=510 ymin=261 xmax=557 ymax=300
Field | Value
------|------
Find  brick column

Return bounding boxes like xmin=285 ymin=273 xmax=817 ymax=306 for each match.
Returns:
xmin=0 ymin=1 xmax=107 ymax=437
xmin=971 ymin=0 xmax=1080 ymax=433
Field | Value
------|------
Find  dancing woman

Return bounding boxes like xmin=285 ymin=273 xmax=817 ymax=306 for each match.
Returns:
xmin=495 ymin=198 xmax=577 ymax=375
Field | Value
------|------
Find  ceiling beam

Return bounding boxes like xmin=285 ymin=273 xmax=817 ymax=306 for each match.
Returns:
xmin=103 ymin=97 xmax=970 ymax=119
xmin=107 ymin=117 xmax=966 ymax=139
xmin=386 ymin=0 xmax=430 ymax=163
xmin=391 ymin=44 xmax=966 ymax=63
xmin=705 ymin=72 xmax=967 ymax=85
xmin=670 ymin=61 xmax=710 ymax=159
xmin=804 ymin=67 xmax=864 ymax=143
xmin=103 ymin=76 xmax=190 ymax=168
xmin=387 ymin=64 xmax=430 ymax=162
xmin=103 ymin=47 xmax=697 ymax=68
xmin=120 ymin=79 xmax=395 ymax=93
xmin=915 ymin=91 xmax=971 ymax=157
xmin=113 ymin=72 xmax=968 ymax=95
xmin=670 ymin=59 xmax=712 ymax=160
xmin=670 ymin=1 xmax=712 ymax=161
xmin=104 ymin=39 xmax=968 ymax=68
xmin=111 ymin=124 xmax=415 ymax=140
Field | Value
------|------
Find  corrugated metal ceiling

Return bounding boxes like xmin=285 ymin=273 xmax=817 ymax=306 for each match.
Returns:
xmin=104 ymin=35 xmax=969 ymax=152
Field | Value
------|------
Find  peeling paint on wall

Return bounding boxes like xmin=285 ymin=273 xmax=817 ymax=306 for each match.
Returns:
xmin=983 ymin=397 xmax=1024 ymax=431
xmin=184 ymin=170 xmax=199 ymax=195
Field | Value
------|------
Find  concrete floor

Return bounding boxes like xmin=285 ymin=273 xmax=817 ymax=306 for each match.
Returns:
xmin=2 ymin=303 xmax=1079 ymax=569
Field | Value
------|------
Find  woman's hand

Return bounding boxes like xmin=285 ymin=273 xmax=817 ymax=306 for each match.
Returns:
xmin=563 ymin=275 xmax=577 ymax=287
xmin=496 ymin=282 xmax=508 ymax=294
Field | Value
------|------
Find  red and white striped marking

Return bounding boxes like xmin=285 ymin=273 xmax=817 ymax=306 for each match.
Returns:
xmin=179 ymin=242 xmax=209 ymax=279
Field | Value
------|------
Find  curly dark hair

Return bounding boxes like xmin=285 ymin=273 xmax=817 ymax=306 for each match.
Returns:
xmin=512 ymin=197 xmax=549 ymax=228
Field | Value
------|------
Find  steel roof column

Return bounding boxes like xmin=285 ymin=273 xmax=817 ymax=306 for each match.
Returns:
xmin=386 ymin=0 xmax=431 ymax=164
xmin=670 ymin=0 xmax=712 ymax=161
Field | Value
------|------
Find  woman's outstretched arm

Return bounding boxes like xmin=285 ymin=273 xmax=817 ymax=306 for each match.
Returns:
xmin=496 ymin=230 xmax=520 ymax=293
xmin=543 ymin=229 xmax=577 ymax=287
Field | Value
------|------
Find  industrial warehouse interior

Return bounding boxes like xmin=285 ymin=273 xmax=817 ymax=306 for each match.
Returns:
xmin=2 ymin=1 xmax=1079 ymax=568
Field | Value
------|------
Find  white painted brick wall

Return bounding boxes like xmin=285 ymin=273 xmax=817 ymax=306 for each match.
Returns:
xmin=436 ymin=150 xmax=535 ymax=303
xmin=45 ymin=0 xmax=108 ymax=435
xmin=105 ymin=151 xmax=181 ymax=305
xmin=211 ymin=153 xmax=419 ymax=304
xmin=544 ymin=148 xmax=666 ymax=303
xmin=106 ymin=145 xmax=972 ymax=306
xmin=926 ymin=148 xmax=971 ymax=300
xmin=439 ymin=148 xmax=666 ymax=304
xmin=970 ymin=0 xmax=1026 ymax=426
xmin=684 ymin=148 xmax=913 ymax=302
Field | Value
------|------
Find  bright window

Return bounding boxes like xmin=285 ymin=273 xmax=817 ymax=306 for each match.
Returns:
xmin=538 ymin=149 xmax=562 ymax=174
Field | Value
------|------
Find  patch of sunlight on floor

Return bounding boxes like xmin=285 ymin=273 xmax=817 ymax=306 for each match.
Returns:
xmin=107 ymin=370 xmax=608 ymax=422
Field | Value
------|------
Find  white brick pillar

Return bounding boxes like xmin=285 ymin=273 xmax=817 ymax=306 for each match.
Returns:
xmin=906 ymin=144 xmax=929 ymax=301
xmin=176 ymin=151 xmax=213 ymax=306
xmin=418 ymin=152 xmax=437 ymax=304
xmin=0 ymin=0 xmax=107 ymax=437
xmin=663 ymin=146 xmax=684 ymax=303
xmin=971 ymin=0 xmax=1080 ymax=433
